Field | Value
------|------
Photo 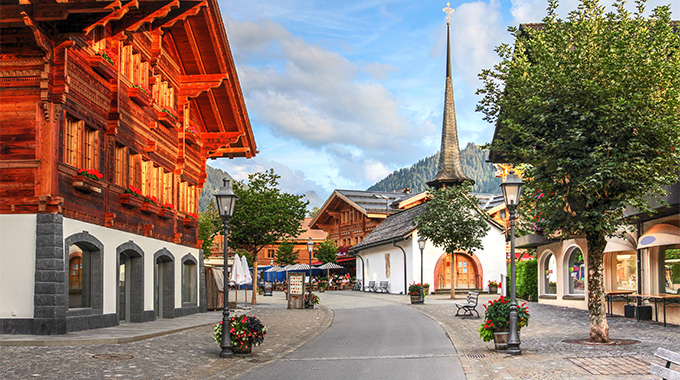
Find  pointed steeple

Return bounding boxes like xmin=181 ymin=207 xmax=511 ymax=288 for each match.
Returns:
xmin=427 ymin=6 xmax=474 ymax=189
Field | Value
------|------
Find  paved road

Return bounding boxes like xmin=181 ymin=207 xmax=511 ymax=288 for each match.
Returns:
xmin=240 ymin=292 xmax=466 ymax=380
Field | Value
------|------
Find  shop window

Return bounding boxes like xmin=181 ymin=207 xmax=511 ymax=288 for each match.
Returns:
xmin=543 ymin=252 xmax=557 ymax=294
xmin=566 ymin=248 xmax=585 ymax=294
xmin=661 ymin=247 xmax=680 ymax=294
xmin=615 ymin=253 xmax=637 ymax=291
xmin=182 ymin=257 xmax=197 ymax=304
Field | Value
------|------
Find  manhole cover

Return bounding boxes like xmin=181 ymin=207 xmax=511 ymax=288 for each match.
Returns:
xmin=92 ymin=353 xmax=134 ymax=360
xmin=563 ymin=338 xmax=640 ymax=346
xmin=567 ymin=356 xmax=649 ymax=375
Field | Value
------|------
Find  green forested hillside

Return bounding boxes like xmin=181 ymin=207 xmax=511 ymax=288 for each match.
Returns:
xmin=199 ymin=165 xmax=233 ymax=213
xmin=367 ymin=143 xmax=501 ymax=194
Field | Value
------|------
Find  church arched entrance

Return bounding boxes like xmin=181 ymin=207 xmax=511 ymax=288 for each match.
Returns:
xmin=434 ymin=252 xmax=481 ymax=291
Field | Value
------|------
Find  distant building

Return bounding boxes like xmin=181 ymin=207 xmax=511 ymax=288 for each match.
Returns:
xmin=0 ymin=0 xmax=256 ymax=334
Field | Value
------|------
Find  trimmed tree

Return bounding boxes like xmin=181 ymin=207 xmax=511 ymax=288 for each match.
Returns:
xmin=316 ymin=239 xmax=338 ymax=264
xmin=414 ymin=182 xmax=491 ymax=299
xmin=198 ymin=199 xmax=223 ymax=259
xmin=275 ymin=240 xmax=299 ymax=266
xmin=478 ymin=0 xmax=680 ymax=342
xmin=228 ymin=169 xmax=308 ymax=263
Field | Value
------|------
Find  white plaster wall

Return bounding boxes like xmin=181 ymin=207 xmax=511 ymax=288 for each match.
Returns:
xmin=62 ymin=218 xmax=200 ymax=314
xmin=0 ymin=214 xmax=37 ymax=318
xmin=355 ymin=241 xmax=415 ymax=294
xmin=476 ymin=226 xmax=508 ymax=292
xmin=537 ymin=239 xmax=588 ymax=310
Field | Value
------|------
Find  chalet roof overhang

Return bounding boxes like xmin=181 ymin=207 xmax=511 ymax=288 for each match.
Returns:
xmin=1 ymin=0 xmax=257 ymax=159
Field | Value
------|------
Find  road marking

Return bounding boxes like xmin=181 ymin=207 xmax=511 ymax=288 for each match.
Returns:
xmin=279 ymin=353 xmax=459 ymax=362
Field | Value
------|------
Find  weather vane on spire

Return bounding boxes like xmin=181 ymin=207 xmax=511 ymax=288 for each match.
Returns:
xmin=443 ymin=2 xmax=454 ymax=24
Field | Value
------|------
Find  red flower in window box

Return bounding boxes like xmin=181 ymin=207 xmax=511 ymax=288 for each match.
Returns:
xmin=183 ymin=213 xmax=199 ymax=228
xmin=129 ymin=85 xmax=152 ymax=107
xmin=72 ymin=173 xmax=104 ymax=194
xmin=120 ymin=193 xmax=144 ymax=208
xmin=141 ymin=198 xmax=160 ymax=214
xmin=88 ymin=52 xmax=117 ymax=80
xmin=158 ymin=108 xmax=179 ymax=128
xmin=158 ymin=206 xmax=174 ymax=219
xmin=77 ymin=168 xmax=104 ymax=181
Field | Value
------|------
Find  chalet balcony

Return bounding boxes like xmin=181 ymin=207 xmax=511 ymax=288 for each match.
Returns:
xmin=158 ymin=109 xmax=179 ymax=128
xmin=141 ymin=201 xmax=160 ymax=214
xmin=88 ymin=54 xmax=117 ymax=81
xmin=128 ymin=86 xmax=152 ymax=107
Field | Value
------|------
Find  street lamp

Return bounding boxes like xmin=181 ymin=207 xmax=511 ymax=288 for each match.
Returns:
xmin=500 ymin=170 xmax=523 ymax=355
xmin=307 ymin=237 xmax=315 ymax=309
xmin=418 ymin=236 xmax=426 ymax=303
xmin=214 ymin=178 xmax=238 ymax=358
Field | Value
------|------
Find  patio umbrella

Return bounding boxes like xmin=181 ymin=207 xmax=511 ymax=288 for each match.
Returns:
xmin=241 ymin=255 xmax=252 ymax=307
xmin=318 ymin=262 xmax=343 ymax=278
xmin=229 ymin=253 xmax=243 ymax=304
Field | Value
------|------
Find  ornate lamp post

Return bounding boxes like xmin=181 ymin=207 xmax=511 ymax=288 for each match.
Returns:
xmin=418 ymin=236 xmax=426 ymax=303
xmin=307 ymin=237 xmax=315 ymax=309
xmin=214 ymin=178 xmax=238 ymax=358
xmin=500 ymin=170 xmax=524 ymax=355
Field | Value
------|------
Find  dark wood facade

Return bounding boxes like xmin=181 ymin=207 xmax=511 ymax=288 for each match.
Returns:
xmin=0 ymin=0 xmax=256 ymax=247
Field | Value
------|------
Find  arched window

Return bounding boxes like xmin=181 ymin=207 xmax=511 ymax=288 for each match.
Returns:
xmin=543 ymin=252 xmax=557 ymax=294
xmin=68 ymin=247 xmax=89 ymax=308
xmin=566 ymin=248 xmax=585 ymax=295
xmin=182 ymin=255 xmax=197 ymax=304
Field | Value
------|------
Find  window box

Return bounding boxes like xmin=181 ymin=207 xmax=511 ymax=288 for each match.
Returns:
xmin=158 ymin=208 xmax=175 ymax=219
xmin=141 ymin=201 xmax=160 ymax=214
xmin=182 ymin=217 xmax=198 ymax=228
xmin=88 ymin=54 xmax=117 ymax=81
xmin=72 ymin=175 xmax=103 ymax=194
xmin=158 ymin=110 xmax=179 ymax=128
xmin=120 ymin=193 xmax=144 ymax=208
xmin=129 ymin=87 xmax=151 ymax=107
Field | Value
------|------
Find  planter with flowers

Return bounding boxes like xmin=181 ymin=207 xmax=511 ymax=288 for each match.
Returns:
xmin=304 ymin=293 xmax=320 ymax=308
xmin=408 ymin=283 xmax=424 ymax=304
xmin=423 ymin=283 xmax=430 ymax=296
xmin=89 ymin=50 xmax=117 ymax=80
xmin=120 ymin=185 xmax=144 ymax=208
xmin=478 ymin=296 xmax=530 ymax=351
xmin=158 ymin=108 xmax=179 ymax=128
xmin=72 ymin=169 xmax=104 ymax=193
xmin=158 ymin=203 xmax=174 ymax=219
xmin=548 ymin=281 xmax=557 ymax=294
xmin=183 ymin=212 xmax=199 ymax=228
xmin=488 ymin=280 xmax=501 ymax=295
xmin=212 ymin=314 xmax=267 ymax=355
xmin=129 ymin=84 xmax=152 ymax=107
xmin=141 ymin=196 xmax=160 ymax=214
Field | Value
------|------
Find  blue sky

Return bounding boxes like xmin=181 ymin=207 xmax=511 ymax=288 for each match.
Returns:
xmin=210 ymin=0 xmax=680 ymax=201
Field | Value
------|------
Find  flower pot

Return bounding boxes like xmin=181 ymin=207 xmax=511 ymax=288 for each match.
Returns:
xmin=488 ymin=285 xmax=498 ymax=294
xmin=319 ymin=287 xmax=325 ymax=293
xmin=493 ymin=330 xmax=510 ymax=351
xmin=410 ymin=295 xmax=423 ymax=304
xmin=72 ymin=175 xmax=103 ymax=194
xmin=423 ymin=285 xmax=430 ymax=295
xmin=231 ymin=343 xmax=252 ymax=356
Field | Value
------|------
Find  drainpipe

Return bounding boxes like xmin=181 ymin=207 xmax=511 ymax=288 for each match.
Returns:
xmin=636 ymin=221 xmax=642 ymax=310
xmin=393 ymin=240 xmax=408 ymax=295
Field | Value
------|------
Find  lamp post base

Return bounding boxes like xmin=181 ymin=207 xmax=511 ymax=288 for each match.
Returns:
xmin=506 ymin=345 xmax=521 ymax=355
xmin=219 ymin=348 xmax=234 ymax=358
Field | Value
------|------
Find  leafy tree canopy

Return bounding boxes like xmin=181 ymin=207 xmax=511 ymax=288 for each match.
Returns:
xmin=198 ymin=199 xmax=222 ymax=259
xmin=414 ymin=182 xmax=491 ymax=255
xmin=316 ymin=239 xmax=338 ymax=263
xmin=275 ymin=240 xmax=299 ymax=266
xmin=229 ymin=169 xmax=308 ymax=258
xmin=478 ymin=0 xmax=680 ymax=342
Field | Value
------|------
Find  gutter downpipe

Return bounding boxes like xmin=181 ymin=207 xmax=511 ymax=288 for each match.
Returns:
xmin=393 ymin=239 xmax=408 ymax=295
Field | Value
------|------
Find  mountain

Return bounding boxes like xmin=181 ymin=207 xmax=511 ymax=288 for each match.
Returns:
xmin=302 ymin=191 xmax=323 ymax=210
xmin=199 ymin=164 xmax=234 ymax=213
xmin=367 ymin=143 xmax=501 ymax=194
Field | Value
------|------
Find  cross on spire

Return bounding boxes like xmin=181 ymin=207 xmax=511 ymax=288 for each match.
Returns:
xmin=443 ymin=2 xmax=454 ymax=24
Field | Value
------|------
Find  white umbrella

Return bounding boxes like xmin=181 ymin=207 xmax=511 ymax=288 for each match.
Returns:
xmin=240 ymin=255 xmax=252 ymax=307
xmin=265 ymin=266 xmax=281 ymax=273
xmin=318 ymin=262 xmax=343 ymax=270
xmin=229 ymin=253 xmax=242 ymax=305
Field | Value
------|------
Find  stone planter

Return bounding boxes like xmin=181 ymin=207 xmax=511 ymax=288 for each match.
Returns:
xmin=72 ymin=175 xmax=103 ymax=194
xmin=488 ymin=285 xmax=498 ymax=294
xmin=120 ymin=193 xmax=143 ymax=208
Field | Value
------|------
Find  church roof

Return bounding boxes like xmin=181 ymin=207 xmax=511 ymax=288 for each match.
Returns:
xmin=427 ymin=22 xmax=474 ymax=189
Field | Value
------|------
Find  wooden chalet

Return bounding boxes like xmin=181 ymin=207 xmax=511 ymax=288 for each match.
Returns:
xmin=0 ymin=0 xmax=256 ymax=334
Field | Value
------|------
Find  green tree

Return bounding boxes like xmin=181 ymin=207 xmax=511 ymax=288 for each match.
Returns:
xmin=414 ymin=182 xmax=491 ymax=299
xmin=307 ymin=206 xmax=320 ymax=218
xmin=478 ymin=0 xmax=680 ymax=342
xmin=275 ymin=241 xmax=299 ymax=266
xmin=229 ymin=169 xmax=308 ymax=262
xmin=198 ymin=199 xmax=222 ymax=259
xmin=316 ymin=239 xmax=338 ymax=264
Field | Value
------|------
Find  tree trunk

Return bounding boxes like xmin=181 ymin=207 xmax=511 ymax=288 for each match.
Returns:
xmin=586 ymin=232 xmax=609 ymax=343
xmin=251 ymin=260 xmax=257 ymax=305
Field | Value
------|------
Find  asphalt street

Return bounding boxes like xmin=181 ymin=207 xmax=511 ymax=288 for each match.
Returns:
xmin=240 ymin=293 xmax=466 ymax=380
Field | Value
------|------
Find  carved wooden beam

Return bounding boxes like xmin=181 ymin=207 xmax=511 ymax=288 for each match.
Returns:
xmin=84 ymin=0 xmax=138 ymax=35
xmin=1 ymin=1 xmax=121 ymax=23
xmin=155 ymin=0 xmax=206 ymax=30
xmin=206 ymin=146 xmax=251 ymax=159
xmin=178 ymin=74 xmax=227 ymax=101
xmin=124 ymin=0 xmax=178 ymax=33
xmin=20 ymin=11 xmax=51 ymax=59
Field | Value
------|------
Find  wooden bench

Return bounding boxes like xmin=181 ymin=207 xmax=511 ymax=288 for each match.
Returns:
xmin=454 ymin=292 xmax=480 ymax=318
xmin=650 ymin=347 xmax=680 ymax=380
xmin=377 ymin=281 xmax=389 ymax=293
xmin=366 ymin=281 xmax=377 ymax=292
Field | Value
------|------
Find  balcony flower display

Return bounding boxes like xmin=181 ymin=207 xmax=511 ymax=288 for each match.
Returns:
xmin=77 ymin=168 xmax=103 ymax=181
xmin=72 ymin=169 xmax=104 ymax=193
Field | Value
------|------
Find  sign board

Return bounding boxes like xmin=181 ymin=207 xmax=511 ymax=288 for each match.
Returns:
xmin=264 ymin=281 xmax=273 ymax=296
xmin=287 ymin=272 xmax=305 ymax=309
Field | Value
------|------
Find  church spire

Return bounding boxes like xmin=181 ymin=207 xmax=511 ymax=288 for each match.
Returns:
xmin=427 ymin=3 xmax=474 ymax=189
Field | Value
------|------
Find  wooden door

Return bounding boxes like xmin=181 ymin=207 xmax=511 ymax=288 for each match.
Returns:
xmin=455 ymin=254 xmax=476 ymax=289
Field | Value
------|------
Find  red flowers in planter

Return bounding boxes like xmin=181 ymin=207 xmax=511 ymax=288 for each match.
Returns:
xmin=77 ymin=168 xmax=103 ymax=181
xmin=187 ymin=212 xmax=199 ymax=220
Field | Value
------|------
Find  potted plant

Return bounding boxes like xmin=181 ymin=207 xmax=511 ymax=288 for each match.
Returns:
xmin=488 ymin=280 xmax=500 ymax=295
xmin=212 ymin=314 xmax=267 ymax=355
xmin=408 ymin=283 xmax=423 ymax=304
xmin=304 ymin=293 xmax=320 ymax=308
xmin=423 ymin=283 xmax=430 ymax=296
xmin=478 ymin=296 xmax=530 ymax=351
xmin=318 ymin=280 xmax=327 ymax=292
